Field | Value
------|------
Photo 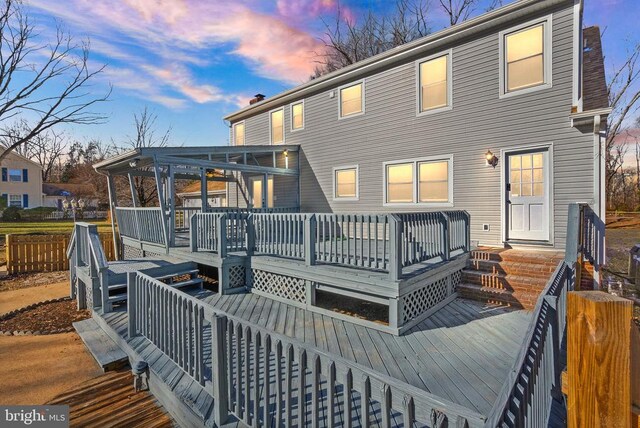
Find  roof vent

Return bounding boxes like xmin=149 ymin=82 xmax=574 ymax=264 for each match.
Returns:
xmin=249 ymin=93 xmax=265 ymax=105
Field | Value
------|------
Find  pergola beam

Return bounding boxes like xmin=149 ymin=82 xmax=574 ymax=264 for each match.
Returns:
xmin=154 ymin=155 xmax=298 ymax=176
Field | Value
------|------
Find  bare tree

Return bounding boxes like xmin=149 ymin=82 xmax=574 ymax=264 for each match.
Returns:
xmin=112 ymin=108 xmax=171 ymax=207
xmin=28 ymin=129 xmax=66 ymax=182
xmin=438 ymin=0 xmax=478 ymax=26
xmin=314 ymin=0 xmax=431 ymax=77
xmin=0 ymin=0 xmax=110 ymax=162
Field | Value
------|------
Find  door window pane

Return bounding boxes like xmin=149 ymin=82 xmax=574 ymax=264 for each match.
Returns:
xmin=252 ymin=179 xmax=263 ymax=208
xmin=386 ymin=163 xmax=414 ymax=203
xmin=340 ymin=83 xmax=363 ymax=117
xmin=271 ymin=109 xmax=284 ymax=144
xmin=420 ymin=55 xmax=449 ymax=111
xmin=505 ymin=24 xmax=545 ymax=92
xmin=267 ymin=177 xmax=274 ymax=208
xmin=335 ymin=168 xmax=357 ymax=198
xmin=234 ymin=122 xmax=244 ymax=146
xmin=418 ymin=161 xmax=449 ymax=202
xmin=291 ymin=102 xmax=304 ymax=130
xmin=510 ymin=152 xmax=545 ymax=198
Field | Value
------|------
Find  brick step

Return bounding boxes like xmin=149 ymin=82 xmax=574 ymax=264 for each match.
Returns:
xmin=470 ymin=250 xmax=563 ymax=266
xmin=461 ymin=270 xmax=548 ymax=293
xmin=467 ymin=258 xmax=556 ymax=279
xmin=457 ymin=282 xmax=539 ymax=310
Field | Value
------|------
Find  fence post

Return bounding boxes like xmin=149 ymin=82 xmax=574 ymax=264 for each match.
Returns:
xmin=305 ymin=214 xmax=316 ymax=266
xmin=567 ymin=291 xmax=634 ymax=428
xmin=211 ymin=314 xmax=229 ymax=426
xmin=388 ymin=215 xmax=402 ymax=281
xmin=217 ymin=214 xmax=228 ymax=258
xmin=440 ymin=213 xmax=451 ymax=261
xmin=127 ymin=272 xmax=137 ymax=338
xmin=190 ymin=213 xmax=198 ymax=252
xmin=246 ymin=214 xmax=255 ymax=256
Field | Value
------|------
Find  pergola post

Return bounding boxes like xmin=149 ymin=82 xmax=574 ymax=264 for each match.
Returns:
xmin=200 ymin=167 xmax=208 ymax=211
xmin=168 ymin=165 xmax=176 ymax=247
xmin=106 ymin=174 xmax=121 ymax=260
xmin=153 ymin=158 xmax=170 ymax=253
xmin=127 ymin=173 xmax=139 ymax=207
xmin=263 ymin=173 xmax=268 ymax=208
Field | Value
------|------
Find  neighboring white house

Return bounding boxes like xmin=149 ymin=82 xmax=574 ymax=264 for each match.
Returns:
xmin=0 ymin=148 xmax=43 ymax=209
xmin=42 ymin=182 xmax=101 ymax=210
xmin=178 ymin=180 xmax=227 ymax=208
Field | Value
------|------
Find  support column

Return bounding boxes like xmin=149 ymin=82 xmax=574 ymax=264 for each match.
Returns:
xmin=168 ymin=165 xmax=176 ymax=247
xmin=153 ymin=158 xmax=170 ymax=253
xmin=200 ymin=167 xmax=208 ymax=211
xmin=106 ymin=175 xmax=120 ymax=260
xmin=128 ymin=173 xmax=139 ymax=207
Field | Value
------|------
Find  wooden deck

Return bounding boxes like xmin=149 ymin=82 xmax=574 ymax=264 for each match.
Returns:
xmin=47 ymin=370 xmax=174 ymax=427
xmin=101 ymin=289 xmax=529 ymax=419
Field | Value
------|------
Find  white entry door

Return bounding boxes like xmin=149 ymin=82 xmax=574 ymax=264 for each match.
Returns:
xmin=250 ymin=176 xmax=274 ymax=208
xmin=506 ymin=150 xmax=549 ymax=241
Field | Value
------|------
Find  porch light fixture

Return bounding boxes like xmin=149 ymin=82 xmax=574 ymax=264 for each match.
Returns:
xmin=485 ymin=150 xmax=499 ymax=168
xmin=283 ymin=149 xmax=288 ymax=158
xmin=129 ymin=158 xmax=139 ymax=168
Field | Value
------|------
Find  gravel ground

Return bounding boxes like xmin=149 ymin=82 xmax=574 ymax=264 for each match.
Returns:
xmin=0 ymin=299 xmax=90 ymax=334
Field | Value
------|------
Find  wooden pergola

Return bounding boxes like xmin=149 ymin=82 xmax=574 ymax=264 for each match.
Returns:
xmin=93 ymin=145 xmax=300 ymax=257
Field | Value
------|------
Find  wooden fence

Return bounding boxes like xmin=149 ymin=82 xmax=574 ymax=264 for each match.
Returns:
xmin=5 ymin=232 xmax=115 ymax=274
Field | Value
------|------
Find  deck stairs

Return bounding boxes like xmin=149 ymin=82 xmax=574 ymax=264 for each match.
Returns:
xmin=73 ymin=318 xmax=129 ymax=372
xmin=107 ymin=261 xmax=203 ymax=305
xmin=457 ymin=248 xmax=563 ymax=309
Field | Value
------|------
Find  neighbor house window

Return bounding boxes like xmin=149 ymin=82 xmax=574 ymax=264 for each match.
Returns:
xmin=418 ymin=52 xmax=451 ymax=113
xmin=270 ymin=109 xmax=284 ymax=144
xmin=233 ymin=122 xmax=245 ymax=146
xmin=334 ymin=166 xmax=358 ymax=200
xmin=8 ymin=169 xmax=21 ymax=182
xmin=385 ymin=156 xmax=453 ymax=205
xmin=501 ymin=17 xmax=551 ymax=96
xmin=8 ymin=194 xmax=22 ymax=207
xmin=339 ymin=82 xmax=364 ymax=118
xmin=291 ymin=101 xmax=304 ymax=131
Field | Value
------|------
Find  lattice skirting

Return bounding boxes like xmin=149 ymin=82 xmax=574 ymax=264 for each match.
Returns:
xmin=251 ymin=269 xmax=306 ymax=304
xmin=228 ymin=265 xmax=246 ymax=288
xmin=123 ymin=244 xmax=143 ymax=259
xmin=399 ymin=267 xmax=464 ymax=324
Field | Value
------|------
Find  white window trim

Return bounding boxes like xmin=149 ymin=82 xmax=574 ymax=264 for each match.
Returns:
xmin=232 ymin=121 xmax=245 ymax=146
xmin=332 ymin=165 xmax=359 ymax=201
xmin=8 ymin=194 xmax=22 ymax=207
xmin=338 ymin=79 xmax=365 ymax=120
xmin=498 ymin=15 xmax=553 ymax=99
xmin=382 ymin=155 xmax=454 ymax=207
xmin=290 ymin=100 xmax=305 ymax=132
xmin=269 ymin=108 xmax=285 ymax=145
xmin=415 ymin=49 xmax=453 ymax=116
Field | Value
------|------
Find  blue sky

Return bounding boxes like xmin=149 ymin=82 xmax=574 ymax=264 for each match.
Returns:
xmin=24 ymin=0 xmax=640 ymax=148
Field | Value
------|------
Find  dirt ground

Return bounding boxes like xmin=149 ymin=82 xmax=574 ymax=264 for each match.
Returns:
xmin=0 ymin=281 xmax=68 ymax=314
xmin=0 ymin=271 xmax=69 ymax=292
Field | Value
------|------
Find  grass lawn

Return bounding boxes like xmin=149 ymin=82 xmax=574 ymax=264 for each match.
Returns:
xmin=0 ymin=220 xmax=113 ymax=236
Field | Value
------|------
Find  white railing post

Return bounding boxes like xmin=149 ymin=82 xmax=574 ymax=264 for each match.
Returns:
xmin=305 ymin=214 xmax=316 ymax=266
xmin=217 ymin=214 xmax=228 ymax=258
xmin=190 ymin=213 xmax=198 ymax=252
xmin=440 ymin=212 xmax=451 ymax=261
xmin=246 ymin=214 xmax=255 ymax=255
xmin=389 ymin=215 xmax=403 ymax=280
xmin=127 ymin=272 xmax=137 ymax=338
xmin=212 ymin=314 xmax=229 ymax=425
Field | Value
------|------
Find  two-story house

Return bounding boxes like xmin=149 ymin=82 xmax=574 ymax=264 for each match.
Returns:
xmin=0 ymin=149 xmax=43 ymax=209
xmin=223 ymin=0 xmax=609 ymax=251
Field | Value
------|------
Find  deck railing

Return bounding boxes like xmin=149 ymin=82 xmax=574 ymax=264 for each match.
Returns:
xmin=124 ymin=270 xmax=487 ymax=427
xmin=115 ymin=207 xmax=167 ymax=248
xmin=208 ymin=206 xmax=299 ymax=215
xmin=252 ymin=213 xmax=308 ymax=259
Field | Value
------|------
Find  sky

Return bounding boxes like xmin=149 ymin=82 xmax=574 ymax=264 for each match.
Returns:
xmin=22 ymin=0 xmax=640 ymax=148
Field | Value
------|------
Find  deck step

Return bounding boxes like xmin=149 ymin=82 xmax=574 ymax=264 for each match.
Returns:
xmin=456 ymin=282 xmax=539 ymax=309
xmin=170 ymin=278 xmax=203 ymax=288
xmin=467 ymin=258 xmax=556 ymax=279
xmin=461 ymin=270 xmax=547 ymax=291
xmin=73 ymin=318 xmax=128 ymax=372
xmin=154 ymin=269 xmax=200 ymax=281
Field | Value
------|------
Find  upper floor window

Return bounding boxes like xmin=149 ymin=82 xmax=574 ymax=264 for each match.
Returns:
xmin=9 ymin=169 xmax=22 ymax=182
xmin=291 ymin=101 xmax=304 ymax=131
xmin=334 ymin=166 xmax=358 ymax=200
xmin=418 ymin=51 xmax=452 ymax=114
xmin=339 ymin=81 xmax=364 ymax=118
xmin=384 ymin=156 xmax=453 ymax=205
xmin=270 ymin=109 xmax=284 ymax=144
xmin=233 ymin=122 xmax=245 ymax=146
xmin=500 ymin=17 xmax=552 ymax=97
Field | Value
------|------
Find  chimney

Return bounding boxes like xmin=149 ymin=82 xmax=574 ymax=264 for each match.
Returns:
xmin=249 ymin=93 xmax=266 ymax=105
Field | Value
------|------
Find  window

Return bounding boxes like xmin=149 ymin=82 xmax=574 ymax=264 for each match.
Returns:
xmin=334 ymin=166 xmax=358 ymax=200
xmin=233 ymin=122 xmax=245 ymax=146
xmin=418 ymin=51 xmax=451 ymax=113
xmin=8 ymin=169 xmax=21 ymax=182
xmin=251 ymin=177 xmax=274 ymax=208
xmin=386 ymin=163 xmax=414 ymax=203
xmin=270 ymin=109 xmax=284 ymax=145
xmin=509 ymin=152 xmax=544 ymax=197
xmin=339 ymin=82 xmax=364 ymax=118
xmin=8 ymin=194 xmax=22 ymax=207
xmin=418 ymin=160 xmax=449 ymax=202
xmin=384 ymin=156 xmax=453 ymax=205
xmin=500 ymin=17 xmax=551 ymax=96
xmin=291 ymin=101 xmax=304 ymax=131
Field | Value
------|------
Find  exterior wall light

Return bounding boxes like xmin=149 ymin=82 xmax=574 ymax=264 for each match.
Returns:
xmin=485 ymin=150 xmax=499 ymax=168
xmin=129 ymin=158 xmax=139 ymax=168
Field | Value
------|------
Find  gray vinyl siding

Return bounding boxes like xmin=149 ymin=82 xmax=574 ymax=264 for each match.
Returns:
xmin=228 ymin=2 xmax=592 ymax=249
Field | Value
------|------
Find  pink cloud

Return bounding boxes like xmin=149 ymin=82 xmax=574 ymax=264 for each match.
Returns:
xmin=277 ymin=0 xmax=356 ymax=25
